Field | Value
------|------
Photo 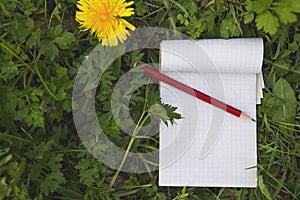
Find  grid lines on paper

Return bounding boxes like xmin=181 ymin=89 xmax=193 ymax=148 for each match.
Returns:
xmin=159 ymin=72 xmax=257 ymax=187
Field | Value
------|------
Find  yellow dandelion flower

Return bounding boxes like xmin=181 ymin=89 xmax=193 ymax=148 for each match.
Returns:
xmin=75 ymin=0 xmax=135 ymax=46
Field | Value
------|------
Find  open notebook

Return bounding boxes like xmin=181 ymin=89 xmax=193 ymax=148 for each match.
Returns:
xmin=159 ymin=38 xmax=264 ymax=187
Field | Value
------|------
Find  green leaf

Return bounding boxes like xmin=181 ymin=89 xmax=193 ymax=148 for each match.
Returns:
xmin=47 ymin=154 xmax=64 ymax=171
xmin=255 ymin=11 xmax=279 ymax=35
xmin=273 ymin=0 xmax=300 ymax=12
xmin=40 ymin=171 xmax=66 ymax=195
xmin=27 ymin=28 xmax=41 ymax=48
xmin=272 ymin=7 xmax=297 ymax=24
xmin=75 ymin=159 xmax=103 ymax=187
xmin=271 ymin=0 xmax=300 ymax=24
xmin=47 ymin=24 xmax=63 ymax=39
xmin=289 ymin=41 xmax=298 ymax=52
xmin=220 ymin=18 xmax=240 ymax=38
xmin=294 ymin=33 xmax=300 ymax=42
xmin=161 ymin=103 xmax=182 ymax=126
xmin=40 ymin=40 xmax=59 ymax=61
xmin=14 ymin=103 xmax=45 ymax=128
xmin=258 ymin=175 xmax=272 ymax=200
xmin=136 ymin=4 xmax=148 ymax=16
xmin=0 ymin=177 xmax=8 ymax=198
xmin=5 ymin=16 xmax=34 ymax=41
xmin=246 ymin=0 xmax=273 ymax=14
xmin=243 ymin=12 xmax=254 ymax=24
xmin=112 ymin=57 xmax=121 ymax=76
xmin=27 ymin=141 xmax=50 ymax=159
xmin=272 ymin=79 xmax=297 ymax=121
xmin=54 ymin=31 xmax=76 ymax=49
xmin=0 ymin=154 xmax=12 ymax=168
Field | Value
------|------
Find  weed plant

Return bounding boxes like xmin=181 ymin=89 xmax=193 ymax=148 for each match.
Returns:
xmin=0 ymin=0 xmax=299 ymax=199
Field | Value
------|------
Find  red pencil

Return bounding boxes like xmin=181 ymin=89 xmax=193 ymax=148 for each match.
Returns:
xmin=142 ymin=66 xmax=255 ymax=122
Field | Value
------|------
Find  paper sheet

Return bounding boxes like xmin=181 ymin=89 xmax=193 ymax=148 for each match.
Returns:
xmin=159 ymin=38 xmax=263 ymax=187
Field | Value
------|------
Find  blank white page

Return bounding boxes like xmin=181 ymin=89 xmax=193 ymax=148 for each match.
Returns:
xmin=159 ymin=38 xmax=263 ymax=187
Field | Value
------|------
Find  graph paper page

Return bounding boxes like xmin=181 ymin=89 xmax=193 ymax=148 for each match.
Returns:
xmin=159 ymin=38 xmax=263 ymax=187
xmin=159 ymin=72 xmax=257 ymax=187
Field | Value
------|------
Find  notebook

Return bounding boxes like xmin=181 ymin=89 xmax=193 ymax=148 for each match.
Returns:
xmin=159 ymin=38 xmax=264 ymax=187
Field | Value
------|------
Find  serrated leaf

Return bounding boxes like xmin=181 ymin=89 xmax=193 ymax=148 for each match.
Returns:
xmin=27 ymin=28 xmax=41 ymax=48
xmin=274 ymin=0 xmax=300 ymax=12
xmin=255 ymin=11 xmax=279 ymax=35
xmin=27 ymin=139 xmax=54 ymax=160
xmin=40 ymin=40 xmax=59 ymax=61
xmin=23 ymin=104 xmax=44 ymax=128
xmin=7 ymin=161 xmax=19 ymax=177
xmin=246 ymin=0 xmax=273 ymax=14
xmin=62 ymin=97 xmax=72 ymax=112
xmin=245 ymin=0 xmax=253 ymax=12
xmin=14 ymin=107 xmax=29 ymax=121
xmin=48 ymin=154 xmax=63 ymax=171
xmin=40 ymin=171 xmax=66 ymax=195
xmin=47 ymin=25 xmax=63 ymax=39
xmin=271 ymin=0 xmax=300 ymax=24
xmin=136 ymin=3 xmax=148 ymax=16
xmin=5 ymin=16 xmax=34 ymax=41
xmin=220 ymin=18 xmax=240 ymax=38
xmin=162 ymin=103 xmax=182 ymax=126
xmin=272 ymin=7 xmax=297 ymax=24
xmin=294 ymin=33 xmax=300 ymax=42
xmin=75 ymin=159 xmax=103 ymax=187
xmin=243 ymin=12 xmax=254 ymax=24
xmin=54 ymin=31 xmax=75 ymax=49
xmin=55 ymin=87 xmax=67 ymax=100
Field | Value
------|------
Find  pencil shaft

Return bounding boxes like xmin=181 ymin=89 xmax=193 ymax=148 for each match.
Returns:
xmin=142 ymin=66 xmax=242 ymax=118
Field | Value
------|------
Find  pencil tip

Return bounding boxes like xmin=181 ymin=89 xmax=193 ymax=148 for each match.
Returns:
xmin=251 ymin=118 xmax=256 ymax=122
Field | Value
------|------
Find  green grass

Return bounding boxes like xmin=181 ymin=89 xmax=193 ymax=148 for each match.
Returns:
xmin=0 ymin=0 xmax=299 ymax=199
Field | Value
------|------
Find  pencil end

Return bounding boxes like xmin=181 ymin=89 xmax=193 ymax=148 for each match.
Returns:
xmin=240 ymin=112 xmax=256 ymax=122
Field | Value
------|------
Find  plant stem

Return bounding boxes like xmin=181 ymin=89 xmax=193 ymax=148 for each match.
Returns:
xmin=44 ymin=0 xmax=47 ymax=25
xmin=0 ymin=43 xmax=34 ymax=73
xmin=0 ymin=42 xmax=60 ymax=100
xmin=6 ymin=158 xmax=26 ymax=197
xmin=34 ymin=53 xmax=61 ymax=100
xmin=109 ymin=111 xmax=150 ymax=187
xmin=264 ymin=59 xmax=300 ymax=74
